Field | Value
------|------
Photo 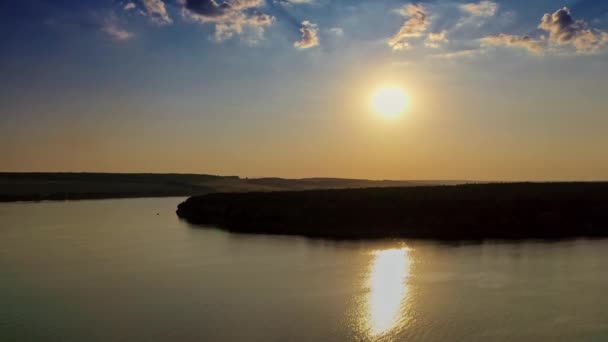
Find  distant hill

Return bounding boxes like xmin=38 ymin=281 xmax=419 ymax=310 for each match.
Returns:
xmin=0 ymin=172 xmax=464 ymax=202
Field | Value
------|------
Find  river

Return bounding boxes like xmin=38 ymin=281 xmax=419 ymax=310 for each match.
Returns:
xmin=1 ymin=198 xmax=607 ymax=341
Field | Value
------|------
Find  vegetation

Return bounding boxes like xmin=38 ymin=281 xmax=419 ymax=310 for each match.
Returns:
xmin=0 ymin=173 xmax=219 ymax=201
xmin=0 ymin=172 xmax=456 ymax=201
xmin=177 ymin=183 xmax=608 ymax=240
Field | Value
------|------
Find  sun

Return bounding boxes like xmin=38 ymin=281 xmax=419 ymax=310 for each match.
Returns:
xmin=370 ymin=86 xmax=408 ymax=118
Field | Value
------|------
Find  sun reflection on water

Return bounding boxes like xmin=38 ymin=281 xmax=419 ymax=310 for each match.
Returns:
xmin=364 ymin=247 xmax=412 ymax=338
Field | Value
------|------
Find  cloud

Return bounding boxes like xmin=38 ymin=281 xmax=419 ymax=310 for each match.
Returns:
xmin=388 ymin=4 xmax=428 ymax=51
xmin=328 ymin=27 xmax=344 ymax=37
xmin=185 ymin=0 xmax=264 ymax=17
xmin=103 ymin=25 xmax=134 ymax=41
xmin=182 ymin=0 xmax=274 ymax=42
xmin=124 ymin=2 xmax=136 ymax=11
xmin=481 ymin=7 xmax=608 ymax=54
xmin=432 ymin=49 xmax=479 ymax=59
xmin=294 ymin=20 xmax=319 ymax=49
xmin=142 ymin=0 xmax=172 ymax=25
xmin=275 ymin=0 xmax=313 ymax=5
xmin=102 ymin=16 xmax=134 ymax=41
xmin=460 ymin=1 xmax=498 ymax=17
xmin=425 ymin=30 xmax=448 ymax=48
xmin=481 ymin=34 xmax=542 ymax=53
xmin=539 ymin=7 xmax=607 ymax=53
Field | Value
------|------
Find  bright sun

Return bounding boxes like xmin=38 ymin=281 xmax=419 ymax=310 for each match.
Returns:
xmin=371 ymin=86 xmax=408 ymax=117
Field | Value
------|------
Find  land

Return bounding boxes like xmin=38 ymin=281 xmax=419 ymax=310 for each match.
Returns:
xmin=0 ymin=172 xmax=461 ymax=202
xmin=176 ymin=183 xmax=608 ymax=240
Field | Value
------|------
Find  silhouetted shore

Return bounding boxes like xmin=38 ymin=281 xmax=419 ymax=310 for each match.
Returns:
xmin=0 ymin=172 xmax=458 ymax=202
xmin=176 ymin=183 xmax=608 ymax=240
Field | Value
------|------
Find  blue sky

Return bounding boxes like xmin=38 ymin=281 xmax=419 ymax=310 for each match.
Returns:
xmin=1 ymin=0 xmax=608 ymax=179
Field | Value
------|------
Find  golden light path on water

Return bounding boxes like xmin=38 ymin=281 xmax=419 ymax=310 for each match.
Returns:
xmin=362 ymin=247 xmax=412 ymax=339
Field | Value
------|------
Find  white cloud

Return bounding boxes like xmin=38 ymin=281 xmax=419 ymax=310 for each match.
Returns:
xmin=388 ymin=4 xmax=428 ymax=51
xmin=432 ymin=49 xmax=479 ymax=59
xmin=539 ymin=7 xmax=608 ymax=53
xmin=328 ymin=27 xmax=344 ymax=37
xmin=124 ymin=2 xmax=136 ymax=11
xmin=481 ymin=34 xmax=542 ymax=53
xmin=276 ymin=0 xmax=313 ymax=4
xmin=481 ymin=7 xmax=608 ymax=55
xmin=425 ymin=30 xmax=448 ymax=48
xmin=294 ymin=20 xmax=319 ymax=49
xmin=460 ymin=1 xmax=498 ymax=17
xmin=102 ymin=16 xmax=134 ymax=41
xmin=142 ymin=0 xmax=172 ymax=25
xmin=182 ymin=0 xmax=274 ymax=42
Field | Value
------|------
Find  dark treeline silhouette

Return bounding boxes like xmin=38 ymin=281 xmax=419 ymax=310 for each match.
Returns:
xmin=0 ymin=172 xmax=460 ymax=202
xmin=0 ymin=173 xmax=221 ymax=201
xmin=176 ymin=182 xmax=608 ymax=240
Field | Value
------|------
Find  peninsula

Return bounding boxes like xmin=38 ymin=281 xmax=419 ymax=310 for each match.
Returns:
xmin=176 ymin=182 xmax=608 ymax=240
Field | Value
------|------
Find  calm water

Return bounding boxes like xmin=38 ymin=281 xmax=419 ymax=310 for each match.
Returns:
xmin=2 ymin=198 xmax=608 ymax=341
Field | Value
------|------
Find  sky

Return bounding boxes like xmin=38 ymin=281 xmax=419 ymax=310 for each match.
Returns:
xmin=1 ymin=0 xmax=608 ymax=180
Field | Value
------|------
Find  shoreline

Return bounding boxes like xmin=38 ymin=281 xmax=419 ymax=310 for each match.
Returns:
xmin=0 ymin=172 xmax=463 ymax=203
xmin=176 ymin=182 xmax=608 ymax=241
xmin=0 ymin=192 xmax=192 ymax=203
xmin=176 ymin=218 xmax=608 ymax=243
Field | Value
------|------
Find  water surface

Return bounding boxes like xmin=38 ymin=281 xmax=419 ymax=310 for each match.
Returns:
xmin=2 ymin=198 xmax=608 ymax=341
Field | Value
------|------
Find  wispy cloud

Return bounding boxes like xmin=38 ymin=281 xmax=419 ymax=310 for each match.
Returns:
xmin=328 ymin=27 xmax=344 ymax=37
xmin=425 ymin=30 xmax=448 ymax=48
xmin=102 ymin=15 xmax=134 ymax=41
xmin=432 ymin=49 xmax=479 ymax=59
xmin=142 ymin=0 xmax=172 ymax=25
xmin=481 ymin=34 xmax=542 ymax=53
xmin=294 ymin=20 xmax=319 ymax=49
xmin=275 ymin=0 xmax=314 ymax=5
xmin=460 ymin=1 xmax=498 ymax=17
xmin=454 ymin=0 xmax=499 ymax=30
xmin=388 ymin=4 xmax=428 ymax=51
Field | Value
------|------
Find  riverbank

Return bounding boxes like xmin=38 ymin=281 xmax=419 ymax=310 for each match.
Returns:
xmin=176 ymin=183 xmax=608 ymax=240
xmin=0 ymin=172 xmax=458 ymax=202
